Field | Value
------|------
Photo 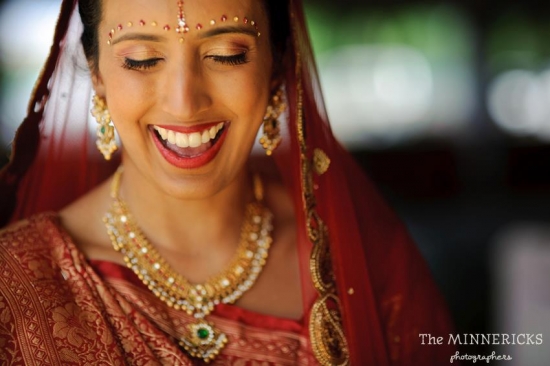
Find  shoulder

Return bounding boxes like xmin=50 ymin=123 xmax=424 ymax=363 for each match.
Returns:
xmin=0 ymin=213 xmax=69 ymax=284
xmin=0 ymin=212 xmax=63 ymax=254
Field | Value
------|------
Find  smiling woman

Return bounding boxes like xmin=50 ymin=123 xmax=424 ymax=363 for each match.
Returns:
xmin=92 ymin=0 xmax=274 ymax=201
xmin=0 ymin=0 xmax=456 ymax=365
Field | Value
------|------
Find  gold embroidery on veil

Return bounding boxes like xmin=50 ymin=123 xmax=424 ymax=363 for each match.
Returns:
xmin=291 ymin=9 xmax=350 ymax=364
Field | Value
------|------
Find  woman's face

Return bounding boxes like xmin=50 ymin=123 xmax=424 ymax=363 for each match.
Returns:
xmin=93 ymin=0 xmax=273 ymax=198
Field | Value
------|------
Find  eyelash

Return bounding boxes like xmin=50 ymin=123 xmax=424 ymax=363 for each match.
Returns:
xmin=122 ymin=58 xmax=162 ymax=71
xmin=208 ymin=52 xmax=249 ymax=66
xmin=122 ymin=52 xmax=248 ymax=71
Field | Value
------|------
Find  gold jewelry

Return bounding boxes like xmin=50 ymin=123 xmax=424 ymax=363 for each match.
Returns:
xmin=313 ymin=148 xmax=331 ymax=176
xmin=259 ymin=87 xmax=286 ymax=156
xmin=103 ymin=168 xmax=273 ymax=362
xmin=91 ymin=94 xmax=118 ymax=160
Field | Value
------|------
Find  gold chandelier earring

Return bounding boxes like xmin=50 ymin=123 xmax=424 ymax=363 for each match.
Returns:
xmin=259 ymin=87 xmax=286 ymax=156
xmin=91 ymin=94 xmax=118 ymax=160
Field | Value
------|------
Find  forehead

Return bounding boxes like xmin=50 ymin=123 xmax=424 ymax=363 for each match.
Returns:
xmin=101 ymin=0 xmax=266 ymax=25
xmin=101 ymin=0 xmax=267 ymax=44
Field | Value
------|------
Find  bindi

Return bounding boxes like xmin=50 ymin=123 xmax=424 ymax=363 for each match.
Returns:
xmin=106 ymin=0 xmax=261 ymax=45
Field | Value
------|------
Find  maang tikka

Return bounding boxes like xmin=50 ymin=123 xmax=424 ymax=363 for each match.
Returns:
xmin=91 ymin=94 xmax=118 ymax=160
xmin=259 ymin=87 xmax=286 ymax=156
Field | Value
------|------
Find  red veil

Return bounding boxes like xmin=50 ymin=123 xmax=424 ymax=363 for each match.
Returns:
xmin=0 ymin=0 xmax=456 ymax=364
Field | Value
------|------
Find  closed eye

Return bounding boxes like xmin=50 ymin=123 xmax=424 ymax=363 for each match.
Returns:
xmin=207 ymin=52 xmax=248 ymax=66
xmin=122 ymin=58 xmax=163 ymax=71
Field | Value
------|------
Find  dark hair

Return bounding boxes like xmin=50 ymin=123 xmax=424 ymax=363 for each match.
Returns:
xmin=263 ymin=0 xmax=291 ymax=76
xmin=78 ymin=0 xmax=102 ymax=72
xmin=78 ymin=0 xmax=290 ymax=75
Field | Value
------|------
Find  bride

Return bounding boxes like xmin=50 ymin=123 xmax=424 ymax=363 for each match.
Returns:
xmin=0 ymin=0 xmax=456 ymax=364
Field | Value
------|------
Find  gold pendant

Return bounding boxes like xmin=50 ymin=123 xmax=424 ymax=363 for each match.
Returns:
xmin=179 ymin=320 xmax=228 ymax=362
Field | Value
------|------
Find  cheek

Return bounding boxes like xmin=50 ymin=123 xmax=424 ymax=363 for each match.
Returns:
xmin=231 ymin=78 xmax=269 ymax=144
xmin=227 ymin=65 xmax=272 ymax=129
xmin=108 ymin=89 xmax=147 ymax=143
xmin=100 ymin=65 xmax=152 ymax=133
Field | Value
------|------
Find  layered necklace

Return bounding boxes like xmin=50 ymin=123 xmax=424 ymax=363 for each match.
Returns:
xmin=103 ymin=168 xmax=273 ymax=362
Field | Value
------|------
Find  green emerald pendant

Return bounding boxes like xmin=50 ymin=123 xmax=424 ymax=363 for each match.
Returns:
xmin=179 ymin=320 xmax=228 ymax=362
xmin=197 ymin=328 xmax=210 ymax=339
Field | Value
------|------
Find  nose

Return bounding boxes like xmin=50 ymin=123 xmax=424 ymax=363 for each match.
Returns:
xmin=161 ymin=57 xmax=212 ymax=121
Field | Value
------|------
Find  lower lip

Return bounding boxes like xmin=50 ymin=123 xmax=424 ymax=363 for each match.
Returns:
xmin=151 ymin=124 xmax=228 ymax=169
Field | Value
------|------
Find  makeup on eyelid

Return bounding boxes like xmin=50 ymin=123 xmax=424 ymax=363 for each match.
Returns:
xmin=113 ymin=37 xmax=253 ymax=71
xmin=120 ymin=52 xmax=248 ymax=71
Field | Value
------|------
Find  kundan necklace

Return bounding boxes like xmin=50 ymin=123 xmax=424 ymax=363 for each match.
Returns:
xmin=103 ymin=167 xmax=273 ymax=362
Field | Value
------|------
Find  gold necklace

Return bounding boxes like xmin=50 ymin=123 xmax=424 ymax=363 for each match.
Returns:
xmin=103 ymin=167 xmax=273 ymax=362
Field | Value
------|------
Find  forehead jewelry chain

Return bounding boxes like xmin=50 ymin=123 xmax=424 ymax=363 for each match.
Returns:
xmin=175 ymin=0 xmax=189 ymax=37
xmin=104 ymin=167 xmax=273 ymax=362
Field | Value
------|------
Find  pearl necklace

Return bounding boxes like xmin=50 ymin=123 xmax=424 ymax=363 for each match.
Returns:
xmin=103 ymin=167 xmax=273 ymax=362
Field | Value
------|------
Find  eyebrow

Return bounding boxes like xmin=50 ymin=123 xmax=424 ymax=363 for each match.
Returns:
xmin=199 ymin=26 xmax=259 ymax=39
xmin=111 ymin=33 xmax=168 ymax=45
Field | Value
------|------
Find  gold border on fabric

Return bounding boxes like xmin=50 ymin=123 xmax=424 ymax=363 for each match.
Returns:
xmin=310 ymin=293 xmax=350 ymax=366
xmin=292 ymin=10 xmax=350 ymax=364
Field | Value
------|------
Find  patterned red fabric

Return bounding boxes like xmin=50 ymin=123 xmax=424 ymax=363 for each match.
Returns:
xmin=0 ymin=213 xmax=317 ymax=365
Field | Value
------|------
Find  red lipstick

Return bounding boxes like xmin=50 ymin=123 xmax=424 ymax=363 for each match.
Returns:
xmin=150 ymin=123 xmax=228 ymax=169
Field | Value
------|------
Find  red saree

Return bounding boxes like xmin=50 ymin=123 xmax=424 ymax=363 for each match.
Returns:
xmin=0 ymin=0 xmax=458 ymax=364
xmin=0 ymin=213 xmax=317 ymax=365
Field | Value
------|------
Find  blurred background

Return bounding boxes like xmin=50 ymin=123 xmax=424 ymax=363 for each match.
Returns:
xmin=1 ymin=0 xmax=549 ymax=364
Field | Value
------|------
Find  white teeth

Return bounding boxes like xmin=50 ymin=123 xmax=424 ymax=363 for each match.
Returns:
xmin=154 ymin=122 xmax=224 ymax=149
xmin=158 ymin=128 xmax=168 ymax=140
xmin=176 ymin=132 xmax=189 ymax=148
xmin=201 ymin=130 xmax=210 ymax=143
xmin=188 ymin=132 xmax=202 ymax=147
xmin=167 ymin=130 xmax=176 ymax=144
xmin=209 ymin=126 xmax=217 ymax=139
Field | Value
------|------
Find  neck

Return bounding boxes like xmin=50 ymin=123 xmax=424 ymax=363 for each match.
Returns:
xmin=115 ymin=161 xmax=253 ymax=258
